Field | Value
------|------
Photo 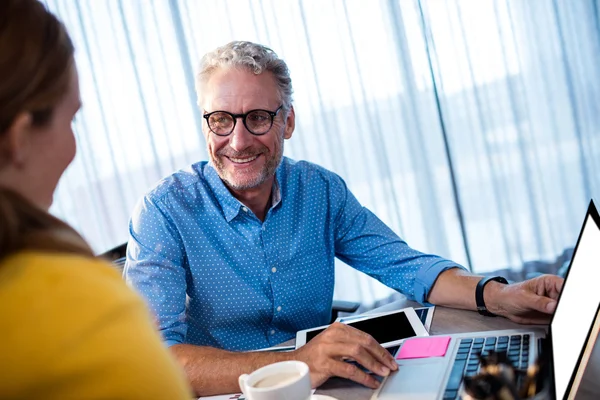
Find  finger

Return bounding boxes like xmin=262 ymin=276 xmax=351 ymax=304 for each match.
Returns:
xmin=361 ymin=338 xmax=398 ymax=371
xmin=547 ymin=275 xmax=564 ymax=299
xmin=343 ymin=343 xmax=395 ymax=376
xmin=523 ymin=291 xmax=557 ymax=315
xmin=509 ymin=313 xmax=552 ymax=325
xmin=339 ymin=325 xmax=397 ymax=370
xmin=327 ymin=342 xmax=391 ymax=377
xmin=329 ymin=359 xmax=381 ymax=389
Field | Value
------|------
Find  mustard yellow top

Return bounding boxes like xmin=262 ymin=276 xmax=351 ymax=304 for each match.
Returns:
xmin=0 ymin=251 xmax=191 ymax=399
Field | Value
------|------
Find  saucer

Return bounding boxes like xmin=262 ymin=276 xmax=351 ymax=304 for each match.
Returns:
xmin=311 ymin=395 xmax=338 ymax=400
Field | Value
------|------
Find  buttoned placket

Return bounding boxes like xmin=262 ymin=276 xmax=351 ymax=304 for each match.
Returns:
xmin=260 ymin=209 xmax=284 ymax=344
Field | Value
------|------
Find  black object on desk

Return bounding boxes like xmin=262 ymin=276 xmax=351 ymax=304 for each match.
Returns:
xmin=461 ymin=346 xmax=551 ymax=400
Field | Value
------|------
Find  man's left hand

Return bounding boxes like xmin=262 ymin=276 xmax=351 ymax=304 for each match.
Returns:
xmin=487 ymin=274 xmax=564 ymax=324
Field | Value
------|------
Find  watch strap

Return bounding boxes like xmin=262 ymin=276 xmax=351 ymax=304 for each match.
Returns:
xmin=476 ymin=276 xmax=508 ymax=317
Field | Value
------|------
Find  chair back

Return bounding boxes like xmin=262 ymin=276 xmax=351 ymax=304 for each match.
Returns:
xmin=100 ymin=242 xmax=127 ymax=273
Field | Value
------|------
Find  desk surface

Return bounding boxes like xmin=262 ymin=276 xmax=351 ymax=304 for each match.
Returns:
xmin=313 ymin=299 xmax=600 ymax=400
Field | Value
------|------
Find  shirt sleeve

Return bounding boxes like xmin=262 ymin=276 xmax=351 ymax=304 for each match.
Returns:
xmin=331 ymin=174 xmax=467 ymax=304
xmin=123 ymin=195 xmax=188 ymax=347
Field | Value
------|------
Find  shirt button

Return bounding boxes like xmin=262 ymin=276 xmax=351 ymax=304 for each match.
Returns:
xmin=242 ymin=206 xmax=248 ymax=212
xmin=270 ymin=329 xmax=276 ymax=335
xmin=271 ymin=267 xmax=277 ymax=273
xmin=277 ymin=306 xmax=282 ymax=312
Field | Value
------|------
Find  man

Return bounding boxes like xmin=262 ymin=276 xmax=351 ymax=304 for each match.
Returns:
xmin=124 ymin=41 xmax=563 ymax=396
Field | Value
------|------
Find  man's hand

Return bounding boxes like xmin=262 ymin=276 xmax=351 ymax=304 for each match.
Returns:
xmin=486 ymin=274 xmax=564 ymax=324
xmin=292 ymin=322 xmax=398 ymax=389
xmin=428 ymin=268 xmax=565 ymax=325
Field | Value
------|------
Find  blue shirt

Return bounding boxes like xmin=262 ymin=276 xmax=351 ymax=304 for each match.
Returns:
xmin=124 ymin=158 xmax=464 ymax=351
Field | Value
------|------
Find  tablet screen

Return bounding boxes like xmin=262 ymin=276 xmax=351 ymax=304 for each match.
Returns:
xmin=305 ymin=310 xmax=417 ymax=344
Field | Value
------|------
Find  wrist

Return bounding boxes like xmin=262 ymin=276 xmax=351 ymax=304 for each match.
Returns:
xmin=476 ymin=276 xmax=509 ymax=317
xmin=483 ymin=281 xmax=505 ymax=316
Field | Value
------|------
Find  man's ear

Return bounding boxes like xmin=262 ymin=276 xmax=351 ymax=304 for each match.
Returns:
xmin=1 ymin=112 xmax=33 ymax=167
xmin=283 ymin=106 xmax=295 ymax=140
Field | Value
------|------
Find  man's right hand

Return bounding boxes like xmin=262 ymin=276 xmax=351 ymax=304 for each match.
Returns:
xmin=292 ymin=322 xmax=398 ymax=389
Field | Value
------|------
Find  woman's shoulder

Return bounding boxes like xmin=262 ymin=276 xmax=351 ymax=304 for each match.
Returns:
xmin=0 ymin=251 xmax=144 ymax=346
xmin=0 ymin=251 xmax=190 ymax=399
xmin=2 ymin=251 xmax=136 ymax=303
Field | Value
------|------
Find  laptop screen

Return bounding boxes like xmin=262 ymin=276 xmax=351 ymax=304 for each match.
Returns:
xmin=550 ymin=202 xmax=600 ymax=399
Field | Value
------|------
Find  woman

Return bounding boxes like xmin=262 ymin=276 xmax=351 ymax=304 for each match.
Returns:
xmin=0 ymin=1 xmax=191 ymax=398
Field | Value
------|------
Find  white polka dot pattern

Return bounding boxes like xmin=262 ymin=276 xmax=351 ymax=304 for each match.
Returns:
xmin=123 ymin=157 xmax=464 ymax=351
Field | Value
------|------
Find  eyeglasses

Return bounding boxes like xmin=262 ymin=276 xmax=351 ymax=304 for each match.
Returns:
xmin=203 ymin=105 xmax=283 ymax=136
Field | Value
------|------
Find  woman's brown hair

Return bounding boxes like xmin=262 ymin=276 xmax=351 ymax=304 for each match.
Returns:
xmin=0 ymin=0 xmax=93 ymax=259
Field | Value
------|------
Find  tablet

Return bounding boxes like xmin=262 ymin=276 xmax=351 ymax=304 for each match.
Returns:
xmin=412 ymin=306 xmax=435 ymax=332
xmin=295 ymin=307 xmax=428 ymax=349
xmin=339 ymin=306 xmax=435 ymax=333
xmin=251 ymin=345 xmax=295 ymax=352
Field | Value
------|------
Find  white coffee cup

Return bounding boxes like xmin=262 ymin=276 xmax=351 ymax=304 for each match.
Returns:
xmin=238 ymin=360 xmax=311 ymax=400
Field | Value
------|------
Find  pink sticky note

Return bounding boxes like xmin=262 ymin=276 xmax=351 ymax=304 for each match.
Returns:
xmin=396 ymin=336 xmax=451 ymax=360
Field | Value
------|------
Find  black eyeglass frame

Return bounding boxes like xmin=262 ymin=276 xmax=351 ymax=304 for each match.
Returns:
xmin=203 ymin=105 xmax=284 ymax=136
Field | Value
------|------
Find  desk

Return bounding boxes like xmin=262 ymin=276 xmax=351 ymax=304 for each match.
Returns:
xmin=312 ymin=299 xmax=600 ymax=400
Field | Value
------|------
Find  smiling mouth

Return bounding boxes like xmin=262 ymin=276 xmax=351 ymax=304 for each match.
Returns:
xmin=227 ymin=155 xmax=259 ymax=164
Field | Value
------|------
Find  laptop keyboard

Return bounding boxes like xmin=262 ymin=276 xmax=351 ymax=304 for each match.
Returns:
xmin=442 ymin=334 xmax=531 ymax=400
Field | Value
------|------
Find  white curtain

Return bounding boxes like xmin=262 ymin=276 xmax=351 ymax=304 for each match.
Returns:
xmin=45 ymin=0 xmax=600 ymax=307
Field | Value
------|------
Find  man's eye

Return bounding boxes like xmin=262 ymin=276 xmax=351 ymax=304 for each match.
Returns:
xmin=249 ymin=114 xmax=268 ymax=122
xmin=211 ymin=115 xmax=231 ymax=125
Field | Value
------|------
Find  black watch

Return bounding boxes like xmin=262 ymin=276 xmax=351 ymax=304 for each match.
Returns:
xmin=476 ymin=276 xmax=508 ymax=317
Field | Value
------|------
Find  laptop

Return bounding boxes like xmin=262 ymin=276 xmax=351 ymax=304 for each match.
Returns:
xmin=372 ymin=200 xmax=600 ymax=400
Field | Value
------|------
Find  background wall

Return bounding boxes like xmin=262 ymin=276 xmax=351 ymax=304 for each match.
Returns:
xmin=45 ymin=0 xmax=600 ymax=307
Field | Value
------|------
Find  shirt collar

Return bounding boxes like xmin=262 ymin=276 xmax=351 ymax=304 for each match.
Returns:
xmin=271 ymin=176 xmax=282 ymax=209
xmin=204 ymin=163 xmax=242 ymax=222
xmin=204 ymin=163 xmax=283 ymax=223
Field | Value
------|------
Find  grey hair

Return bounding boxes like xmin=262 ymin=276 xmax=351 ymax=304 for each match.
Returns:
xmin=196 ymin=41 xmax=293 ymax=113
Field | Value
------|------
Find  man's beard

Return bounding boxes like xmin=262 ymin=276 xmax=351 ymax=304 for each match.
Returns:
xmin=211 ymin=133 xmax=284 ymax=191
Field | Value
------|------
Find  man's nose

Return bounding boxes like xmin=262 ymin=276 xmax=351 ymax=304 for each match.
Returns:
xmin=228 ymin=119 xmax=254 ymax=152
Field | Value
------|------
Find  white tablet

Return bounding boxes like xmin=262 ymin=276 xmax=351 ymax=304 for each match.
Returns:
xmin=295 ymin=307 xmax=428 ymax=349
xmin=338 ymin=306 xmax=435 ymax=333
xmin=413 ymin=306 xmax=435 ymax=332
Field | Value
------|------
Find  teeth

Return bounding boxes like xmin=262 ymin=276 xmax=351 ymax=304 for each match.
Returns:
xmin=229 ymin=155 xmax=258 ymax=163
